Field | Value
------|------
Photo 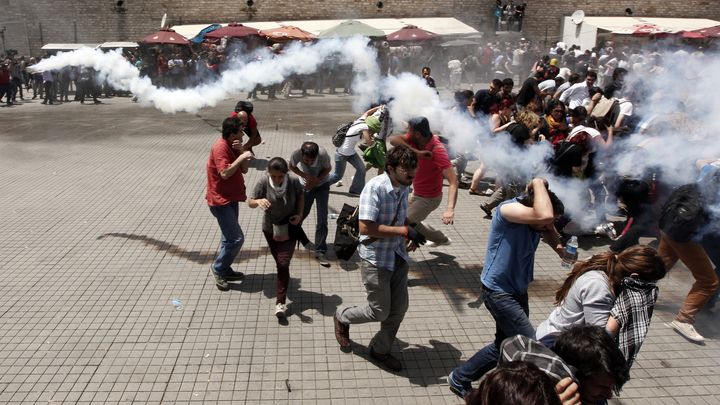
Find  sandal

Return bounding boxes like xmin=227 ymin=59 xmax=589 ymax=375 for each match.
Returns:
xmin=469 ymin=189 xmax=481 ymax=196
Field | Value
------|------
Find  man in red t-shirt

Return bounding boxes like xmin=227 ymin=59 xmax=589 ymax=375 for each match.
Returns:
xmin=389 ymin=117 xmax=458 ymax=246
xmin=206 ymin=116 xmax=254 ymax=290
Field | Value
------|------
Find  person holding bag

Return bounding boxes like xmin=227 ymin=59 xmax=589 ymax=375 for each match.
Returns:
xmin=248 ymin=157 xmax=305 ymax=319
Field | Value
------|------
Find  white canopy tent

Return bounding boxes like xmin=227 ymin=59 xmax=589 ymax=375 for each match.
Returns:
xmin=562 ymin=16 xmax=720 ymax=50
xmin=41 ymin=43 xmax=100 ymax=51
xmin=98 ymin=42 xmax=139 ymax=49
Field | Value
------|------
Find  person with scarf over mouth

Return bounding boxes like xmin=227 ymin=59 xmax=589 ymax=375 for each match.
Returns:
xmin=248 ymin=157 xmax=305 ymax=319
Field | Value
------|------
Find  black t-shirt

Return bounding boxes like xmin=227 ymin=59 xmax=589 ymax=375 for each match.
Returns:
xmin=516 ymin=77 xmax=538 ymax=107
xmin=473 ymin=89 xmax=501 ymax=115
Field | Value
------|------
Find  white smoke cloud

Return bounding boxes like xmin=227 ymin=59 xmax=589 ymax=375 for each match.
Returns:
xmin=31 ymin=36 xmax=381 ymax=114
xmin=30 ymin=41 xmax=720 ymax=230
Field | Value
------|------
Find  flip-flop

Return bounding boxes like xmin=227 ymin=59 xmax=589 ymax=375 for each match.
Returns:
xmin=468 ymin=189 xmax=481 ymax=196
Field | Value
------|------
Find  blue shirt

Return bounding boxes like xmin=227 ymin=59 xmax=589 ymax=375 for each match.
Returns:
xmin=481 ymin=198 xmax=541 ymax=295
xmin=357 ymin=173 xmax=410 ymax=271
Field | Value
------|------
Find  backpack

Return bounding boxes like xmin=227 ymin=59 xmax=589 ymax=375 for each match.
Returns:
xmin=332 ymin=121 xmax=354 ymax=147
xmin=658 ymin=184 xmax=709 ymax=242
xmin=333 ymin=203 xmax=360 ymax=261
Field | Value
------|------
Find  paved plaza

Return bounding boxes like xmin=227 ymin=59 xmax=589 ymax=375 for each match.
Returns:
xmin=1 ymin=93 xmax=719 ymax=404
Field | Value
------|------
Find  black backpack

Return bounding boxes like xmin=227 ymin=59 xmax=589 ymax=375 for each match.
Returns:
xmin=333 ymin=203 xmax=360 ymax=260
xmin=332 ymin=121 xmax=354 ymax=147
xmin=658 ymin=184 xmax=709 ymax=242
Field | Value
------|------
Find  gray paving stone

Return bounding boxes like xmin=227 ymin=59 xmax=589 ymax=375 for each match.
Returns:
xmin=1 ymin=94 xmax=718 ymax=404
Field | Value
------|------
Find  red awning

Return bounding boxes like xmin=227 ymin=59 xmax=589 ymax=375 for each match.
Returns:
xmin=681 ymin=30 xmax=707 ymax=39
xmin=693 ymin=25 xmax=720 ymax=38
xmin=386 ymin=25 xmax=438 ymax=43
xmin=204 ymin=23 xmax=261 ymax=39
xmin=139 ymin=28 xmax=190 ymax=45
xmin=631 ymin=23 xmax=670 ymax=37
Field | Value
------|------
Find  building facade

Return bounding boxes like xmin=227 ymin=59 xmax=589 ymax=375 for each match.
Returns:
xmin=1 ymin=0 xmax=718 ymax=56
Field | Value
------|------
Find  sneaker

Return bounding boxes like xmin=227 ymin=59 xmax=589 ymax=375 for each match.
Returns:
xmin=275 ymin=303 xmax=287 ymax=318
xmin=225 ymin=270 xmax=245 ymax=281
xmin=670 ymin=320 xmax=704 ymax=343
xmin=369 ymin=347 xmax=402 ymax=372
xmin=211 ymin=270 xmax=230 ymax=291
xmin=426 ymin=238 xmax=452 ymax=248
xmin=447 ymin=370 xmax=470 ymax=398
xmin=316 ymin=253 xmax=331 ymax=268
xmin=594 ymin=223 xmax=617 ymax=239
xmin=333 ymin=314 xmax=351 ymax=349
xmin=335 ymin=181 xmax=343 ymax=187
xmin=480 ymin=204 xmax=493 ymax=219
xmin=302 ymin=241 xmax=315 ymax=251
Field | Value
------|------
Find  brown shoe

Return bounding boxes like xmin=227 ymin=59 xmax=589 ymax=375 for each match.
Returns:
xmin=369 ymin=347 xmax=402 ymax=372
xmin=333 ymin=314 xmax=350 ymax=349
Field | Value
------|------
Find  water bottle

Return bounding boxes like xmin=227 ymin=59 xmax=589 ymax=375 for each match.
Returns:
xmin=171 ymin=298 xmax=184 ymax=311
xmin=561 ymin=236 xmax=579 ymax=269
xmin=328 ymin=213 xmax=339 ymax=220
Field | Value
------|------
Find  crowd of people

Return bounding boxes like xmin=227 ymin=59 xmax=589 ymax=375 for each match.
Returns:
xmin=201 ymin=37 xmax=719 ymax=404
xmin=6 ymin=32 xmax=716 ymax=403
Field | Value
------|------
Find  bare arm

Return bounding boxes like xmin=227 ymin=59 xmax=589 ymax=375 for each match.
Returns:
xmin=499 ymin=178 xmax=555 ymax=225
xmin=388 ymin=135 xmax=431 ymax=159
xmin=441 ymin=167 xmax=458 ymax=225
xmin=541 ymin=225 xmax=564 ymax=257
xmin=359 ymin=220 xmax=407 ymax=239
xmin=220 ymin=151 xmax=254 ymax=179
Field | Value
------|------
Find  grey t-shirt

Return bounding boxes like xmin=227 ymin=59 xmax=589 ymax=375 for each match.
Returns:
xmin=251 ymin=175 xmax=303 ymax=234
xmin=535 ymin=270 xmax=614 ymax=341
xmin=289 ymin=147 xmax=332 ymax=187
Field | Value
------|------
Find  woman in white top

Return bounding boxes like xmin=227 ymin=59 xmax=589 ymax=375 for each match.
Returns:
xmin=536 ymin=245 xmax=666 ymax=346
xmin=327 ymin=106 xmax=382 ymax=194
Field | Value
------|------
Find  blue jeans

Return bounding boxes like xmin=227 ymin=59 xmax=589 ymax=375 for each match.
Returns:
xmin=302 ymin=182 xmax=329 ymax=254
xmin=209 ymin=202 xmax=245 ymax=276
xmin=328 ymin=152 xmax=365 ymax=194
xmin=451 ymin=286 xmax=534 ymax=392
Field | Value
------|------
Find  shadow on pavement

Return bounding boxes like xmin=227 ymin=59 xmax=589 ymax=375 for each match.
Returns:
xmin=229 ymin=273 xmax=342 ymax=324
xmin=350 ymin=339 xmax=462 ymax=386
xmin=97 ymin=232 xmax=270 ymax=264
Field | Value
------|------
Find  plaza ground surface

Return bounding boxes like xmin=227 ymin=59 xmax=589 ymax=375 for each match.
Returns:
xmin=1 ymin=92 xmax=719 ymax=404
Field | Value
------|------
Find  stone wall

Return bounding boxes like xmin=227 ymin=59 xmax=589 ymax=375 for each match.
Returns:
xmin=1 ymin=0 xmax=718 ymax=56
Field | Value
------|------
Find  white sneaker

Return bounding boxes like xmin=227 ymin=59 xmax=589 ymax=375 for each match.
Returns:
xmin=335 ymin=181 xmax=343 ymax=187
xmin=426 ymin=238 xmax=452 ymax=248
xmin=275 ymin=303 xmax=287 ymax=318
xmin=670 ymin=320 xmax=704 ymax=343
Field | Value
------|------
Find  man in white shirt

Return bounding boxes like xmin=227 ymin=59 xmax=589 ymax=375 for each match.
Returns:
xmin=559 ymin=71 xmax=597 ymax=109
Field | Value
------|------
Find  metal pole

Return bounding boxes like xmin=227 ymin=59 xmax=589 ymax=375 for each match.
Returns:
xmin=74 ymin=21 xmax=78 ymax=43
xmin=0 ymin=27 xmax=6 ymax=55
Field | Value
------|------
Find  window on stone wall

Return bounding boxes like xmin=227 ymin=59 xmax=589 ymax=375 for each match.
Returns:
xmin=493 ymin=1 xmax=526 ymax=32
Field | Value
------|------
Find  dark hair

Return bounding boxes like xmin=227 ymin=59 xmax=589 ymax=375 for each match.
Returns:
xmin=555 ymin=245 xmax=666 ymax=305
xmin=455 ymin=90 xmax=475 ymax=107
xmin=553 ymin=325 xmax=630 ymax=395
xmin=545 ymin=99 xmax=566 ymax=116
xmin=300 ymin=141 xmax=320 ymax=159
xmin=422 ymin=66 xmax=431 ymax=72
xmin=385 ymin=145 xmax=418 ymax=172
xmin=502 ymin=78 xmax=514 ymax=87
xmin=612 ymin=67 xmax=628 ymax=81
xmin=586 ymin=71 xmax=598 ymax=80
xmin=267 ymin=157 xmax=289 ymax=173
xmin=568 ymin=73 xmax=581 ymax=84
xmin=221 ymin=117 xmax=243 ymax=139
xmin=467 ymin=361 xmax=562 ymax=405
xmin=492 ymin=78 xmax=503 ymax=87
xmin=518 ymin=187 xmax=565 ymax=217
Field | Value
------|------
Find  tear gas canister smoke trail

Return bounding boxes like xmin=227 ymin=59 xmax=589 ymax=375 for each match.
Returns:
xmin=30 ymin=36 xmax=381 ymax=114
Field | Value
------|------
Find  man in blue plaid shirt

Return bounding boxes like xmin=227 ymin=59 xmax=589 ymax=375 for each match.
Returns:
xmin=333 ymin=145 xmax=426 ymax=372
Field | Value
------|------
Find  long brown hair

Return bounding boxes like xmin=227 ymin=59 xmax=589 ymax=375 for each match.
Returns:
xmin=554 ymin=245 xmax=666 ymax=306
